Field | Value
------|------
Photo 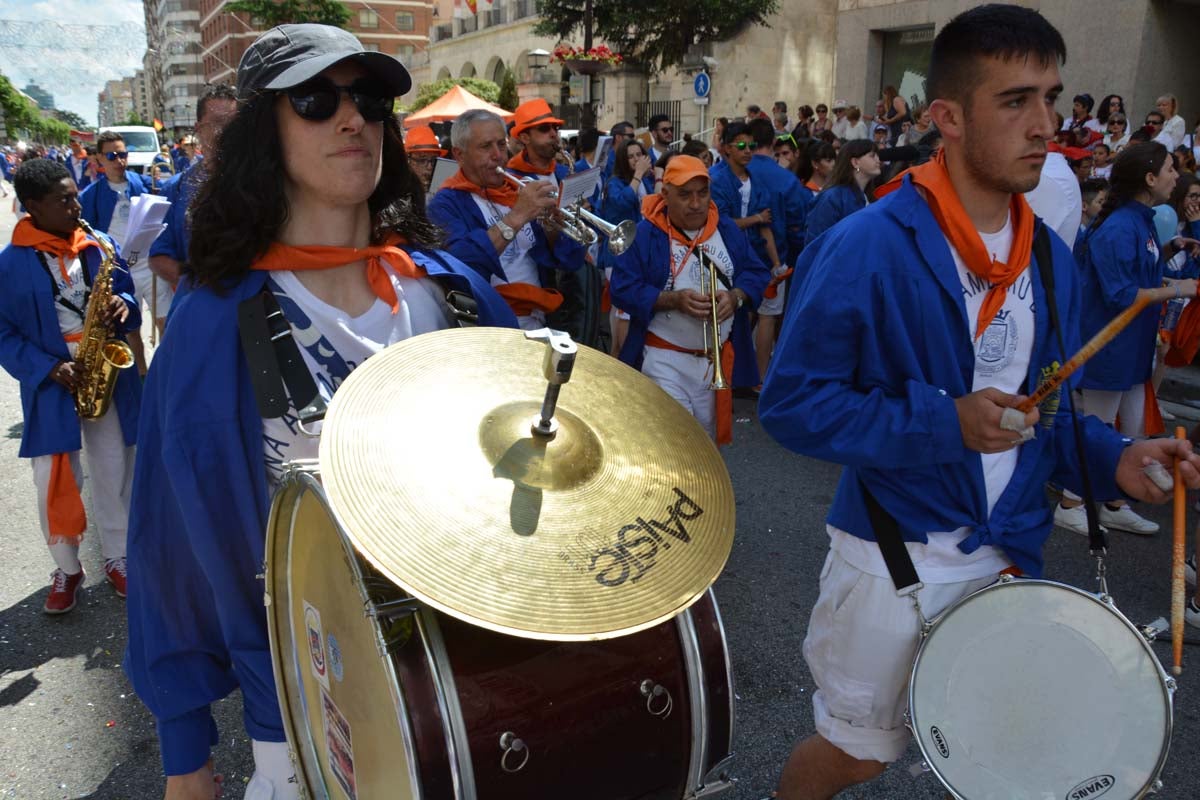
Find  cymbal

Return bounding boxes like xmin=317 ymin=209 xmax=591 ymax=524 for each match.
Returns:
xmin=319 ymin=327 xmax=735 ymax=641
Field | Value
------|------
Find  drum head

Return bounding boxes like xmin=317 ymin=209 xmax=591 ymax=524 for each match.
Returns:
xmin=265 ymin=471 xmax=420 ymax=800
xmin=909 ymin=579 xmax=1171 ymax=800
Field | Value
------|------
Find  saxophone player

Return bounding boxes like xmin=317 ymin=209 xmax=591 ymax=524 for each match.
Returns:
xmin=0 ymin=159 xmax=141 ymax=614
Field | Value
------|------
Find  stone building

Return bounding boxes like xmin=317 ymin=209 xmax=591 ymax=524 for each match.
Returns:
xmin=98 ymin=79 xmax=136 ymax=128
xmin=143 ymin=0 xmax=206 ymax=134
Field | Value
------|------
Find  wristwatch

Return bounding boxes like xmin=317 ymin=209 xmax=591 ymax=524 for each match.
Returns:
xmin=735 ymin=290 xmax=745 ymax=309
xmin=494 ymin=218 xmax=516 ymax=241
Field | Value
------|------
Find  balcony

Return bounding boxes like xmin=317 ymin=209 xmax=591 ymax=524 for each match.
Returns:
xmin=458 ymin=15 xmax=478 ymax=34
xmin=513 ymin=0 xmax=536 ymax=19
xmin=432 ymin=22 xmax=453 ymax=42
xmin=484 ymin=6 xmax=508 ymax=27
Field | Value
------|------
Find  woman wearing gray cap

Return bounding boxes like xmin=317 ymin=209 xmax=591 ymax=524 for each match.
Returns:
xmin=123 ymin=24 xmax=515 ymax=800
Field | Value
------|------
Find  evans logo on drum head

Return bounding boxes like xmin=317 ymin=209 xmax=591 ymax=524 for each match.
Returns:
xmin=1066 ymin=775 xmax=1115 ymax=800
xmin=929 ymin=726 xmax=949 ymax=759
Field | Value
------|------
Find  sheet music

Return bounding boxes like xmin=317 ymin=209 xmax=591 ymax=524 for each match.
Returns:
xmin=430 ymin=157 xmax=458 ymax=195
xmin=121 ymin=194 xmax=170 ymax=268
xmin=557 ymin=166 xmax=603 ymax=208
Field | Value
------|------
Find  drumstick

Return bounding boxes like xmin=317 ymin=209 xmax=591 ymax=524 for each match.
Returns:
xmin=1173 ymin=425 xmax=1186 ymax=677
xmin=1017 ymin=286 xmax=1178 ymax=413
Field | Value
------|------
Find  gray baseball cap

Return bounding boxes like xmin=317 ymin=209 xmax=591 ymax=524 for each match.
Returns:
xmin=236 ymin=24 xmax=412 ymax=100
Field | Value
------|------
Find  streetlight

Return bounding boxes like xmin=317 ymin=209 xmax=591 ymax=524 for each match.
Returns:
xmin=528 ymin=48 xmax=550 ymax=70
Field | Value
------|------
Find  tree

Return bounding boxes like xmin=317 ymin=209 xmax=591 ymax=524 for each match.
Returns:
xmin=406 ymin=77 xmax=501 ymax=113
xmin=534 ymin=0 xmax=779 ymax=74
xmin=119 ymin=111 xmax=147 ymax=126
xmin=497 ymin=68 xmax=519 ymax=112
xmin=224 ymin=0 xmax=351 ymax=28
xmin=53 ymin=108 xmax=92 ymax=132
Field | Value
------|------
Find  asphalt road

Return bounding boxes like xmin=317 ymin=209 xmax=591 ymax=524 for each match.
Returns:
xmin=1 ymin=196 xmax=1199 ymax=799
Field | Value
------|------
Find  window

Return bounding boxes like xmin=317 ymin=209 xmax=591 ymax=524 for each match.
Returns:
xmin=396 ymin=11 xmax=415 ymax=31
xmin=879 ymin=26 xmax=933 ymax=107
xmin=359 ymin=9 xmax=378 ymax=28
xmin=362 ymin=43 xmax=380 ymax=52
xmin=396 ymin=44 xmax=415 ymax=59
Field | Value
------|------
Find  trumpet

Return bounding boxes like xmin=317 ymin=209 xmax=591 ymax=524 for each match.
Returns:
xmin=696 ymin=246 xmax=728 ymax=391
xmin=494 ymin=168 xmax=636 ymax=255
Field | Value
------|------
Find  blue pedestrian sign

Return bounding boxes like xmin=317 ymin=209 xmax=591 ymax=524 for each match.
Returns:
xmin=693 ymin=72 xmax=711 ymax=99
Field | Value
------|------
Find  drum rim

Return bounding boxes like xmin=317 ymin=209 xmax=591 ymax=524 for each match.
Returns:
xmin=906 ymin=576 xmax=1174 ymax=800
xmin=264 ymin=465 xmax=427 ymax=798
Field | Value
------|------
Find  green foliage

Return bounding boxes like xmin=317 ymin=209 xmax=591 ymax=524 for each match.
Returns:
xmin=0 ymin=74 xmax=70 ymax=144
xmin=224 ymin=0 xmax=351 ymax=28
xmin=533 ymin=0 xmax=779 ymax=73
xmin=407 ymin=77 xmax=501 ymax=113
xmin=53 ymin=109 xmax=92 ymax=132
xmin=497 ymin=68 xmax=519 ymax=112
xmin=119 ymin=111 xmax=147 ymax=126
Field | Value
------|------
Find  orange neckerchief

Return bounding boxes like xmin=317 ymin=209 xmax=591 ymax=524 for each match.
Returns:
xmin=442 ymin=169 xmax=521 ymax=208
xmin=508 ymin=149 xmax=555 ymax=177
xmin=492 ymin=283 xmax=563 ymax=316
xmin=13 ymin=218 xmax=100 ymax=283
xmin=251 ymin=233 xmax=423 ymax=315
xmin=641 ymin=194 xmax=721 ymax=279
xmin=876 ymin=150 xmax=1035 ymax=339
xmin=805 ymin=179 xmax=821 ymax=193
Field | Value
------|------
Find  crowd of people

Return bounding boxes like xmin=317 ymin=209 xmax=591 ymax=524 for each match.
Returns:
xmin=3 ymin=4 xmax=1200 ymax=799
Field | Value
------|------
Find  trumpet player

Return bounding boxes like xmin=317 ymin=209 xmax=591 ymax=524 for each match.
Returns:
xmin=507 ymin=98 xmax=571 ymax=183
xmin=429 ymin=108 xmax=586 ymax=329
xmin=611 ymin=155 xmax=769 ymax=443
xmin=0 ymin=159 xmax=141 ymax=613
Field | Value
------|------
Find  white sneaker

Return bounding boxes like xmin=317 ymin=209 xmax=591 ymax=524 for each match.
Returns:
xmin=1053 ymin=503 xmax=1107 ymax=536
xmin=1098 ymin=504 xmax=1159 ymax=535
xmin=1187 ymin=554 xmax=1196 ymax=587
xmin=1187 ymin=598 xmax=1200 ymax=630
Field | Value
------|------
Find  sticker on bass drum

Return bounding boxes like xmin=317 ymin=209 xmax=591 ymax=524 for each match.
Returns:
xmin=304 ymin=600 xmax=330 ymax=691
xmin=322 ymin=689 xmax=357 ymax=800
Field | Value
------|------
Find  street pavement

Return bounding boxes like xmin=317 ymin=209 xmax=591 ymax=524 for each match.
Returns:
xmin=2 ymin=194 xmax=1200 ymax=799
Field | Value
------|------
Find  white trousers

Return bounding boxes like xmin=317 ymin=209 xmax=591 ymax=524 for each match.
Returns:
xmin=31 ymin=406 xmax=134 ymax=574
xmin=642 ymin=346 xmax=716 ymax=439
xmin=130 ymin=262 xmax=174 ymax=322
xmin=1081 ymin=386 xmax=1145 ymax=437
xmin=244 ymin=740 xmax=302 ymax=800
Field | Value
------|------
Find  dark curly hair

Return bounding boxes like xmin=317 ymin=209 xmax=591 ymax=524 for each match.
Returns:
xmin=187 ymin=93 xmax=441 ymax=290
xmin=13 ymin=158 xmax=71 ymax=206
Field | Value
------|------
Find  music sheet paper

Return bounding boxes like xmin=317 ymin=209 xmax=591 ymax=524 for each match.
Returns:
xmin=120 ymin=194 xmax=171 ymax=268
xmin=557 ymin=166 xmax=603 ymax=208
xmin=430 ymin=157 xmax=459 ymax=195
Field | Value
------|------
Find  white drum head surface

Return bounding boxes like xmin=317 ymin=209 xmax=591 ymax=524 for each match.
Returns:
xmin=909 ymin=580 xmax=1171 ymax=800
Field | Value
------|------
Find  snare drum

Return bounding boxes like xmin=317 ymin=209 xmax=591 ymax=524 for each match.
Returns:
xmin=908 ymin=574 xmax=1174 ymax=800
xmin=265 ymin=466 xmax=735 ymax=800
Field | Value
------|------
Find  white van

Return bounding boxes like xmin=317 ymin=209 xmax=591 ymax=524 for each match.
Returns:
xmin=99 ymin=125 xmax=161 ymax=175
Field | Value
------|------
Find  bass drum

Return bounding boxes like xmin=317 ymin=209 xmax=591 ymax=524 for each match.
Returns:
xmin=908 ymin=575 xmax=1174 ymax=800
xmin=265 ymin=466 xmax=735 ymax=800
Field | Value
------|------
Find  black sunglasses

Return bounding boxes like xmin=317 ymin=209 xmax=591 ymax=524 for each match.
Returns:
xmin=284 ymin=77 xmax=394 ymax=123
xmin=103 ymin=151 xmax=128 ymax=161
xmin=658 ymin=126 xmax=673 ymax=134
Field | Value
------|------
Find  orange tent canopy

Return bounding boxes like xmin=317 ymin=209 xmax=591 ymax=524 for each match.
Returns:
xmin=403 ymin=85 xmax=515 ymax=129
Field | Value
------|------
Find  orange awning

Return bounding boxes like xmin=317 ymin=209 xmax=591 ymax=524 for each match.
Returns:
xmin=403 ymin=85 xmax=515 ymax=129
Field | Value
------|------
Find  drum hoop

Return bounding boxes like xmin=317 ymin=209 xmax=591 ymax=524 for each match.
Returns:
xmin=906 ymin=577 xmax=1175 ymax=800
xmin=677 ymin=603 xmax=709 ymax=796
xmin=414 ymin=609 xmax=477 ymax=800
xmin=708 ymin=591 xmax=737 ymax=772
xmin=264 ymin=466 xmax=427 ymax=799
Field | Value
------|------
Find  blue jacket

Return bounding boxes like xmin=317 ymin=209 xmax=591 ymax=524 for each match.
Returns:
xmin=760 ymin=177 xmax=1129 ymax=577
xmin=148 ymin=164 xmax=200 ymax=263
xmin=1167 ymin=220 xmax=1200 ymax=280
xmin=427 ymin=187 xmax=586 ymax=287
xmin=1076 ymin=202 xmax=1163 ymax=391
xmin=78 ymin=172 xmax=148 ymax=234
xmin=611 ymin=214 xmax=771 ymax=388
xmin=599 ymin=175 xmax=642 ymax=227
xmin=0 ymin=234 xmax=142 ymax=457
xmin=747 ymin=154 xmax=811 ymax=265
xmin=66 ymin=154 xmax=92 ymax=190
xmin=803 ymin=184 xmax=868 ymax=250
xmin=123 ymin=249 xmax=516 ymax=775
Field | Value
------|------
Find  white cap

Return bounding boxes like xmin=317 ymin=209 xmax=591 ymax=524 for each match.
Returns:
xmin=832 ymin=99 xmax=848 ymax=110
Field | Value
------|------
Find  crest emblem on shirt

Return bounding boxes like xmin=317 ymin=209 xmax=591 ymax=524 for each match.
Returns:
xmin=1147 ymin=238 xmax=1159 ymax=259
xmin=975 ymin=309 xmax=1018 ymax=377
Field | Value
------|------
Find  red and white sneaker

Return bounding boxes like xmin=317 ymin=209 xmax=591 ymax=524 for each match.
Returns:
xmin=104 ymin=558 xmax=127 ymax=598
xmin=44 ymin=568 xmax=85 ymax=615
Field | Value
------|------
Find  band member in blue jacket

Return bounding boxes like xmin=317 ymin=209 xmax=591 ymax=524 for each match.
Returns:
xmin=0 ymin=159 xmax=141 ymax=614
xmin=759 ymin=7 xmax=1200 ymax=798
xmin=800 ymin=139 xmax=881 ymax=252
xmin=122 ymin=25 xmax=515 ymax=800
xmin=428 ymin=108 xmax=584 ymax=329
xmin=611 ymin=155 xmax=769 ymax=444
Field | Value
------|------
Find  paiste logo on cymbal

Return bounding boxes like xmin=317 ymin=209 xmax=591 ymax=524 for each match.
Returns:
xmin=586 ymin=488 xmax=705 ymax=587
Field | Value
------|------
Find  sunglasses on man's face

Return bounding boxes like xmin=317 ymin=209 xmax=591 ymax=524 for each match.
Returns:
xmin=284 ymin=77 xmax=394 ymax=123
xmin=1146 ymin=120 xmax=1162 ymax=127
xmin=532 ymin=123 xmax=561 ymax=134
xmin=103 ymin=151 xmax=128 ymax=161
xmin=658 ymin=126 xmax=673 ymax=134
xmin=730 ymin=141 xmax=753 ymax=150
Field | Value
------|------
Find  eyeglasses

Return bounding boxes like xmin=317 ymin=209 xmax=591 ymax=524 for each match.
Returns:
xmin=776 ymin=134 xmax=797 ymax=147
xmin=532 ymin=123 xmax=561 ymax=134
xmin=284 ymin=77 xmax=394 ymax=123
xmin=658 ymin=127 xmax=673 ymax=134
xmin=730 ymin=141 xmax=753 ymax=150
xmin=1146 ymin=120 xmax=1162 ymax=127
xmin=1109 ymin=119 xmax=1125 ymax=125
xmin=103 ymin=151 xmax=128 ymax=161
xmin=409 ymin=156 xmax=437 ymax=166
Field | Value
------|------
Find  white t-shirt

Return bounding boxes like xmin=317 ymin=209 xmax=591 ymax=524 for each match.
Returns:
xmin=843 ymin=121 xmax=870 ymax=141
xmin=830 ymin=217 xmax=1026 ymax=584
xmin=470 ymin=194 xmax=543 ymax=329
xmin=261 ymin=266 xmax=449 ymax=486
xmin=647 ymin=229 xmax=735 ymax=351
xmin=737 ymin=176 xmax=752 ymax=218
xmin=106 ymin=180 xmax=131 ymax=247
xmin=1024 ymin=152 xmax=1081 ymax=249
xmin=48 ymin=254 xmax=87 ymax=338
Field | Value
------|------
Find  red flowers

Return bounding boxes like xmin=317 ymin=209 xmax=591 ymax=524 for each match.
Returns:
xmin=551 ymin=45 xmax=624 ymax=65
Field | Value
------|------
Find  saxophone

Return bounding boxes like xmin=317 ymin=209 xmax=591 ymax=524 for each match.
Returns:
xmin=73 ymin=220 xmax=136 ymax=420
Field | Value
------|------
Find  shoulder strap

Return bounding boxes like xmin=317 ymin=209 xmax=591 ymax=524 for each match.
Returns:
xmin=1032 ymin=225 xmax=1107 ymax=556
xmin=412 ymin=249 xmax=481 ymax=328
xmin=862 ymin=481 xmax=923 ymax=594
xmin=237 ymin=291 xmax=327 ymax=423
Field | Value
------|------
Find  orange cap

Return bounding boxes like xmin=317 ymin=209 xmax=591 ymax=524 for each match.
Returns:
xmin=406 ymin=125 xmax=446 ymax=156
xmin=663 ymin=155 xmax=710 ymax=187
xmin=510 ymin=98 xmax=565 ymax=138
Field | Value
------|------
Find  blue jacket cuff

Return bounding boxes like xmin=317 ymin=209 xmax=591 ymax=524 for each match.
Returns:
xmin=157 ymin=706 xmax=219 ymax=776
xmin=924 ymin=383 xmax=966 ymax=464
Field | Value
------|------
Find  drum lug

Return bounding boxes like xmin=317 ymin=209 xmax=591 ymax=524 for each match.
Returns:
xmin=366 ymin=597 xmax=423 ymax=620
xmin=1148 ymin=779 xmax=1164 ymax=794
xmin=687 ymin=754 xmax=737 ymax=798
xmin=499 ymin=731 xmax=530 ymax=773
xmin=640 ymin=679 xmax=674 ymax=719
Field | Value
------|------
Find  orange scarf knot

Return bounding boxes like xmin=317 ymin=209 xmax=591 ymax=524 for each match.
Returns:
xmin=442 ymin=168 xmax=522 ymax=209
xmin=13 ymin=218 xmax=100 ymax=283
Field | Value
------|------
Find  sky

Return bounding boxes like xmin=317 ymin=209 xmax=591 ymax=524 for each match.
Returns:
xmin=0 ymin=0 xmax=147 ymax=127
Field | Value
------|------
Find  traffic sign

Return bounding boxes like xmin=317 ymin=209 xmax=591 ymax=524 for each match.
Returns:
xmin=693 ymin=72 xmax=710 ymax=99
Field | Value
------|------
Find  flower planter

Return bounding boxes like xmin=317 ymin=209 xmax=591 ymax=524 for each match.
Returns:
xmin=562 ymin=58 xmax=612 ymax=76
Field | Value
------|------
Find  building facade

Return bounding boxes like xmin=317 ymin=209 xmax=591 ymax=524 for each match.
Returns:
xmin=98 ymin=79 xmax=136 ymax=128
xmin=22 ymin=82 xmax=55 ymax=111
xmin=199 ymin=0 xmax=433 ymax=101
xmin=144 ymin=0 xmax=206 ymax=135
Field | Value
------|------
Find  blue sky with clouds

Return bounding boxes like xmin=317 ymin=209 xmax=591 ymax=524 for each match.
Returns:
xmin=0 ymin=0 xmax=146 ymax=126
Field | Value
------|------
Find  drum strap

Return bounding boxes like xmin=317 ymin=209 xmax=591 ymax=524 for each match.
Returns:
xmin=862 ymin=483 xmax=923 ymax=594
xmin=1031 ymin=227 xmax=1108 ymax=556
xmin=237 ymin=291 xmax=328 ymax=424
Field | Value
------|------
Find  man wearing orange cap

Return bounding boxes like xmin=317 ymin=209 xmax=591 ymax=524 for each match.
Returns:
xmin=507 ymin=97 xmax=570 ymax=183
xmin=429 ymin=108 xmax=585 ymax=330
xmin=405 ymin=124 xmax=446 ymax=194
xmin=610 ymin=155 xmax=768 ymax=443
